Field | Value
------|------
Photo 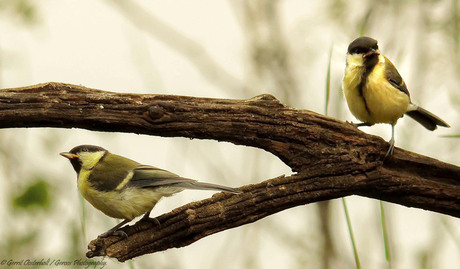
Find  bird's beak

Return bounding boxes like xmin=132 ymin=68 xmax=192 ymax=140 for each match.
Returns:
xmin=60 ymin=152 xmax=78 ymax=159
xmin=364 ymin=49 xmax=379 ymax=58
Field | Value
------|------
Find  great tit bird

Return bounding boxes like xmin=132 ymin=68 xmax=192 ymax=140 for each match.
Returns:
xmin=342 ymin=36 xmax=449 ymax=158
xmin=60 ymin=145 xmax=241 ymax=238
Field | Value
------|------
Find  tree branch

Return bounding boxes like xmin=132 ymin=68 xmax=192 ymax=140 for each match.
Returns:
xmin=1 ymin=82 xmax=458 ymax=261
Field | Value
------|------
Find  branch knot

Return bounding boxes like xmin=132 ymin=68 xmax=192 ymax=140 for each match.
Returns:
xmin=148 ymin=105 xmax=165 ymax=120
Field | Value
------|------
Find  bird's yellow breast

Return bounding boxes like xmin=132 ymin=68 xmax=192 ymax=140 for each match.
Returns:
xmin=343 ymin=56 xmax=371 ymax=123
xmin=343 ymin=54 xmax=410 ymax=125
xmin=77 ymin=170 xmax=180 ymax=220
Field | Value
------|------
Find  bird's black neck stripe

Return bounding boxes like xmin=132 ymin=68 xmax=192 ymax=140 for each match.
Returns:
xmin=358 ymin=55 xmax=379 ymax=116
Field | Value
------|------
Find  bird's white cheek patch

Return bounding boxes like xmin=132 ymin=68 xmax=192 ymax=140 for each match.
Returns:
xmin=78 ymin=151 xmax=106 ymax=170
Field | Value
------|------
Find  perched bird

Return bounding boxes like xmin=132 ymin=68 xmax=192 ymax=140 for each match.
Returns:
xmin=342 ymin=36 xmax=449 ymax=157
xmin=60 ymin=145 xmax=241 ymax=238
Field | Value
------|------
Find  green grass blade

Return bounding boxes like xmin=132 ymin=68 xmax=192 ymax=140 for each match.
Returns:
xmin=329 ymin=45 xmax=361 ymax=269
xmin=325 ymin=44 xmax=333 ymax=116
xmin=380 ymin=201 xmax=392 ymax=269
xmin=342 ymin=198 xmax=361 ymax=269
xmin=440 ymin=134 xmax=460 ymax=138
xmin=79 ymin=194 xmax=87 ymax=242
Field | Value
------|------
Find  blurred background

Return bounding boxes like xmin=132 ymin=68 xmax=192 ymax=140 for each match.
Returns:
xmin=0 ymin=0 xmax=459 ymax=268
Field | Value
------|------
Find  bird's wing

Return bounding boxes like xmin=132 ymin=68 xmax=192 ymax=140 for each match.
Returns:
xmin=127 ymin=165 xmax=241 ymax=193
xmin=87 ymin=153 xmax=140 ymax=192
xmin=384 ymin=56 xmax=410 ymax=97
xmin=126 ymin=165 xmax=195 ymax=188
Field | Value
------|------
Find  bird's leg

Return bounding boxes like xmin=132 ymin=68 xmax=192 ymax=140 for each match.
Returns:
xmin=352 ymin=122 xmax=374 ymax=128
xmin=384 ymin=124 xmax=395 ymax=160
xmin=98 ymin=219 xmax=131 ymax=238
xmin=140 ymin=210 xmax=161 ymax=227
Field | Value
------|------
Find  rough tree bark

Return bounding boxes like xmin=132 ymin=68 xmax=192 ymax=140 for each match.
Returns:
xmin=0 ymin=82 xmax=458 ymax=261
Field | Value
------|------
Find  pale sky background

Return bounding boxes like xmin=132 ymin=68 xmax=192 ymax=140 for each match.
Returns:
xmin=0 ymin=1 xmax=459 ymax=269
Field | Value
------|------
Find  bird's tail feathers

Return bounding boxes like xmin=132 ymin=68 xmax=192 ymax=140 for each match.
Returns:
xmin=175 ymin=180 xmax=242 ymax=194
xmin=405 ymin=105 xmax=449 ymax=131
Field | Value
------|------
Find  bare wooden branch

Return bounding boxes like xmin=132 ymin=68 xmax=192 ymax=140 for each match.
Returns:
xmin=1 ymin=82 xmax=458 ymax=261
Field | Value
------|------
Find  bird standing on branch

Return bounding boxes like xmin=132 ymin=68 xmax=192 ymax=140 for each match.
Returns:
xmin=342 ymin=36 xmax=449 ymax=158
xmin=61 ymin=145 xmax=241 ymax=238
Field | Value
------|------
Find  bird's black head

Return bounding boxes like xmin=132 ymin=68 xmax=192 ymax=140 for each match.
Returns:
xmin=347 ymin=37 xmax=379 ymax=55
xmin=69 ymin=145 xmax=107 ymax=155
xmin=61 ymin=145 xmax=108 ymax=174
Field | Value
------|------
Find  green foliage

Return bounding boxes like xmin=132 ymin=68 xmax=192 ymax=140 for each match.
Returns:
xmin=0 ymin=0 xmax=39 ymax=24
xmin=13 ymin=179 xmax=51 ymax=211
xmin=2 ymin=231 xmax=38 ymax=257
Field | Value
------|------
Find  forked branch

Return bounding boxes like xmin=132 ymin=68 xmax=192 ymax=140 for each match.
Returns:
xmin=0 ymin=82 xmax=458 ymax=261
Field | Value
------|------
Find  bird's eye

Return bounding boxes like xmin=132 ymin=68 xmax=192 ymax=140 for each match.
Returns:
xmin=82 ymin=148 xmax=88 ymax=152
